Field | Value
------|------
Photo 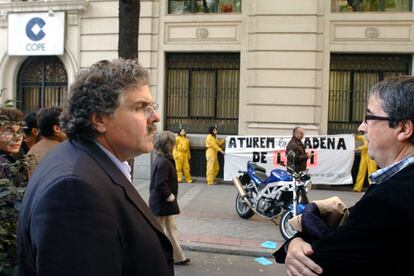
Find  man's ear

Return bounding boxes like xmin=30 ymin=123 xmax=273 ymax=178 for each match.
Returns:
xmin=91 ymin=112 xmax=107 ymax=133
xmin=52 ymin=125 xmax=60 ymax=133
xmin=31 ymin=128 xmax=39 ymax=137
xmin=397 ymin=120 xmax=414 ymax=142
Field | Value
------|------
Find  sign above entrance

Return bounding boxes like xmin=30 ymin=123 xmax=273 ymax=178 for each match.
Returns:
xmin=8 ymin=12 xmax=65 ymax=56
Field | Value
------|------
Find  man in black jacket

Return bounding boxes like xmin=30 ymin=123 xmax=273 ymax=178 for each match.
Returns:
xmin=286 ymin=127 xmax=311 ymax=173
xmin=275 ymin=76 xmax=414 ymax=275
xmin=17 ymin=59 xmax=174 ymax=276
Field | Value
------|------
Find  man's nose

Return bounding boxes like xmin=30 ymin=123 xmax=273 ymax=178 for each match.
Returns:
xmin=357 ymin=121 xmax=366 ymax=133
xmin=149 ymin=110 xmax=161 ymax=123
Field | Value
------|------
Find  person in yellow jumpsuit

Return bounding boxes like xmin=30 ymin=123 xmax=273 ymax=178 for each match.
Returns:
xmin=205 ymin=126 xmax=224 ymax=185
xmin=354 ymin=132 xmax=377 ymax=192
xmin=173 ymin=128 xmax=193 ymax=183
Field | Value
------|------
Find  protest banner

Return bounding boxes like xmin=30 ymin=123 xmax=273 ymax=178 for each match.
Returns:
xmin=224 ymin=134 xmax=355 ymax=185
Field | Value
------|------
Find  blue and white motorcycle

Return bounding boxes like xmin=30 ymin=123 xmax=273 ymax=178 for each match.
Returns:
xmin=232 ymin=153 xmax=312 ymax=240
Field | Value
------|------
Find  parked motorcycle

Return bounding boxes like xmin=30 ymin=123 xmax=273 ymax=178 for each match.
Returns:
xmin=232 ymin=152 xmax=312 ymax=240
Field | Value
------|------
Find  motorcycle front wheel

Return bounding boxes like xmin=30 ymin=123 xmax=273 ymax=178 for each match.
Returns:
xmin=279 ymin=210 xmax=298 ymax=240
xmin=235 ymin=193 xmax=254 ymax=219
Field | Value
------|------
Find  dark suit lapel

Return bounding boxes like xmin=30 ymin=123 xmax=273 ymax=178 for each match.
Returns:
xmin=71 ymin=140 xmax=165 ymax=235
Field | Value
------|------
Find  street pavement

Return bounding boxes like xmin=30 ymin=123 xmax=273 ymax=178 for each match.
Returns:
xmin=134 ymin=178 xmax=363 ymax=259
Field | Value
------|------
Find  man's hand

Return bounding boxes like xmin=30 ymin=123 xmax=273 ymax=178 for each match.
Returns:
xmin=285 ymin=238 xmax=323 ymax=276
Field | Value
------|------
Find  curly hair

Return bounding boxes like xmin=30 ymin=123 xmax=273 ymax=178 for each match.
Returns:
xmin=0 ymin=107 xmax=24 ymax=125
xmin=61 ymin=59 xmax=149 ymax=141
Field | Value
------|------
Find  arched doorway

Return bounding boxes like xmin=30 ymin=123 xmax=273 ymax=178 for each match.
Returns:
xmin=17 ymin=56 xmax=68 ymax=113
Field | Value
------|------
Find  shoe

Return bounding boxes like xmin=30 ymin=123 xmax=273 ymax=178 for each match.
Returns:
xmin=174 ymin=257 xmax=191 ymax=265
xmin=187 ymin=179 xmax=193 ymax=183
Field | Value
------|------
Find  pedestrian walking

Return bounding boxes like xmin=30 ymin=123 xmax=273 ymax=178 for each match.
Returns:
xmin=17 ymin=59 xmax=174 ymax=276
xmin=150 ymin=130 xmax=191 ymax=265
xmin=205 ymin=126 xmax=224 ymax=185
xmin=173 ymin=128 xmax=193 ymax=183
xmin=353 ymin=132 xmax=377 ymax=192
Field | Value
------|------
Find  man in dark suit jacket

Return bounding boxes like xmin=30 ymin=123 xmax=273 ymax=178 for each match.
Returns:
xmin=274 ymin=76 xmax=414 ymax=275
xmin=17 ymin=59 xmax=174 ymax=276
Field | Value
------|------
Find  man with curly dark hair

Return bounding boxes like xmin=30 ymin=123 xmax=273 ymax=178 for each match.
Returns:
xmin=17 ymin=59 xmax=174 ymax=276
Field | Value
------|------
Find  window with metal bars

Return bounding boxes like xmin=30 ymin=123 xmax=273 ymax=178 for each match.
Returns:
xmin=328 ymin=54 xmax=411 ymax=134
xmin=332 ymin=0 xmax=412 ymax=12
xmin=165 ymin=53 xmax=240 ymax=135
xmin=168 ymin=0 xmax=241 ymax=14
xmin=17 ymin=56 xmax=68 ymax=114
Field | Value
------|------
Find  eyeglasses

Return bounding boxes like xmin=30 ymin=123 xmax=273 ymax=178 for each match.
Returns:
xmin=363 ymin=114 xmax=390 ymax=124
xmin=143 ymin=103 xmax=159 ymax=119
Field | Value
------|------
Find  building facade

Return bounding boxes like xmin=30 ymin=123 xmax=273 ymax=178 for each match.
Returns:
xmin=0 ymin=0 xmax=413 ymax=179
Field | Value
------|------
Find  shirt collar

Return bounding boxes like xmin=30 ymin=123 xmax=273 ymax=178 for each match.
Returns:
xmin=94 ymin=142 xmax=132 ymax=183
xmin=370 ymin=156 xmax=414 ymax=184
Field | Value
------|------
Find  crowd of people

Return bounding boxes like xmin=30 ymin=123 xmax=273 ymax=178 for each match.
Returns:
xmin=1 ymin=58 xmax=413 ymax=275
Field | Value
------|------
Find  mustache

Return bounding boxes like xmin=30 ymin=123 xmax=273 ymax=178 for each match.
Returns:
xmin=147 ymin=124 xmax=157 ymax=134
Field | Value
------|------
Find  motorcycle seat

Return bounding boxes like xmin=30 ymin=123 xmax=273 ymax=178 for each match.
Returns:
xmin=250 ymin=162 xmax=266 ymax=173
xmin=253 ymin=171 xmax=268 ymax=183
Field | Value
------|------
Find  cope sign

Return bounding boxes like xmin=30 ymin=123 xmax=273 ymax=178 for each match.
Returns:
xmin=25 ymin=17 xmax=47 ymax=52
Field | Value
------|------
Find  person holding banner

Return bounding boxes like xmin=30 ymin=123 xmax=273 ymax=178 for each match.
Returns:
xmin=274 ymin=76 xmax=414 ymax=275
xmin=205 ymin=126 xmax=224 ymax=185
xmin=173 ymin=128 xmax=193 ymax=183
xmin=354 ymin=132 xmax=377 ymax=192
xmin=286 ymin=127 xmax=312 ymax=173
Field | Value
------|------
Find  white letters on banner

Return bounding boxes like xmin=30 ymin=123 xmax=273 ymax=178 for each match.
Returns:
xmin=223 ymin=135 xmax=355 ymax=185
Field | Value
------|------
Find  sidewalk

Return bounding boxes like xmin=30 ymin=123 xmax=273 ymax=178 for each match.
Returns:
xmin=134 ymin=179 xmax=363 ymax=258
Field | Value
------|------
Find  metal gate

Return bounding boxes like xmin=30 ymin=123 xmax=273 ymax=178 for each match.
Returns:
xmin=165 ymin=53 xmax=240 ymax=135
xmin=17 ymin=56 xmax=68 ymax=113
xmin=328 ymin=54 xmax=411 ymax=134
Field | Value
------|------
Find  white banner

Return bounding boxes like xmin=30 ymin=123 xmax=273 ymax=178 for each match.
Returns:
xmin=224 ymin=135 xmax=355 ymax=185
xmin=8 ymin=12 xmax=65 ymax=56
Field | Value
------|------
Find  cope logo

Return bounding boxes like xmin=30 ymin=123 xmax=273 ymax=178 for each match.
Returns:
xmin=25 ymin=17 xmax=46 ymax=51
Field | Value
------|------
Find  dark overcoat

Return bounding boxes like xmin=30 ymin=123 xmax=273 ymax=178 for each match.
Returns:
xmin=17 ymin=140 xmax=174 ymax=276
xmin=149 ymin=154 xmax=180 ymax=217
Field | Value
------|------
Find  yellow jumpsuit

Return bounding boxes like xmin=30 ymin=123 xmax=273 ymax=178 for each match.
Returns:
xmin=205 ymin=134 xmax=224 ymax=185
xmin=354 ymin=134 xmax=377 ymax=192
xmin=173 ymin=135 xmax=192 ymax=183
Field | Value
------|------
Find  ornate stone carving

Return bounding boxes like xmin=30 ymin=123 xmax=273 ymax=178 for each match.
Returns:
xmin=365 ymin=27 xmax=379 ymax=39
xmin=196 ymin=28 xmax=209 ymax=40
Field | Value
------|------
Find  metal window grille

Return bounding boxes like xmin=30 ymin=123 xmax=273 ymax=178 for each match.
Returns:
xmin=166 ymin=53 xmax=240 ymax=135
xmin=168 ymin=0 xmax=241 ymax=14
xmin=328 ymin=54 xmax=411 ymax=134
xmin=17 ymin=56 xmax=68 ymax=113
xmin=332 ymin=0 xmax=412 ymax=12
